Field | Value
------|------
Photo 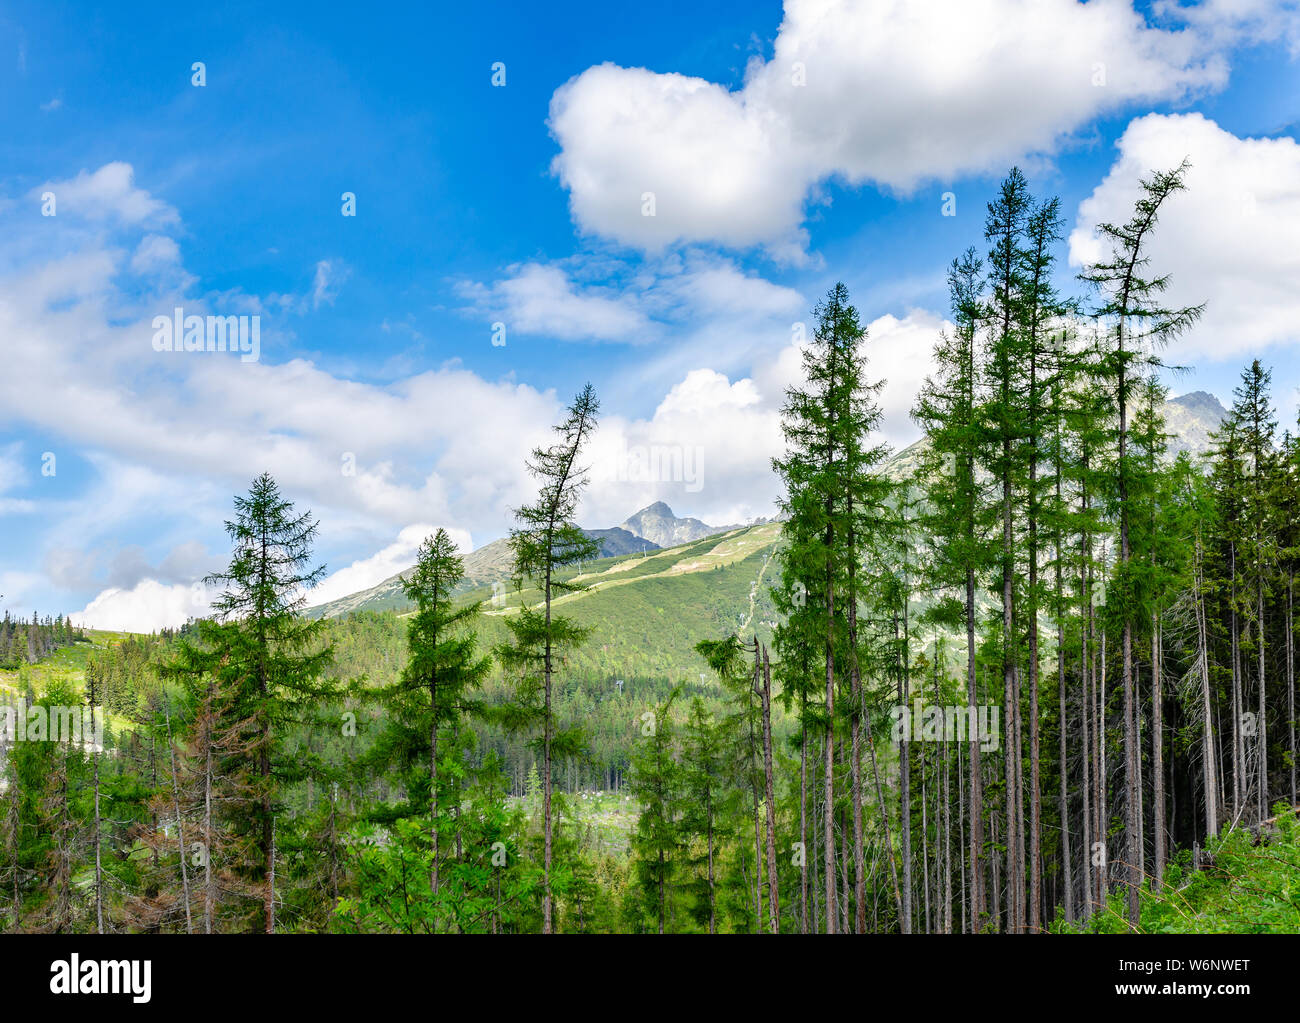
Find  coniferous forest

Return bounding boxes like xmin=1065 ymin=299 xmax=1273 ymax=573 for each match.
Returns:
xmin=7 ymin=6 xmax=1300 ymax=1011
xmin=4 ymin=165 xmax=1299 ymax=945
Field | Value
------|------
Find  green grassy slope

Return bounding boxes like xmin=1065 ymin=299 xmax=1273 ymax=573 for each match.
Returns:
xmin=0 ymin=630 xmax=129 ymax=700
xmin=1060 ymin=807 xmax=1300 ymax=933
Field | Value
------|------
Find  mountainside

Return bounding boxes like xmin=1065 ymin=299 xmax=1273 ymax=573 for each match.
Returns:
xmin=314 ymin=519 xmax=782 ymax=677
xmin=311 ymin=393 xmax=1224 ymax=621
xmin=308 ymin=524 xmax=661 ymax=619
xmin=471 ymin=521 xmax=783 ymax=677
xmin=318 ymin=522 xmax=784 ymax=680
xmin=584 ymin=526 xmax=662 ymax=557
xmin=1161 ymin=390 xmax=1228 ymax=458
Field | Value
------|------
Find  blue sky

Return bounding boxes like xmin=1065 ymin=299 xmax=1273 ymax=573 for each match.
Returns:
xmin=1 ymin=0 xmax=1299 ymax=630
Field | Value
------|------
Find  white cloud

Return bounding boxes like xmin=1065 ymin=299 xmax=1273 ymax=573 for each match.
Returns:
xmin=74 ymin=579 xmax=210 ymax=633
xmin=655 ymin=261 xmax=805 ymax=319
xmin=0 ymin=159 xmax=944 ymax=622
xmin=549 ymin=0 xmax=1243 ymax=253
xmin=459 ymin=255 xmax=803 ymax=346
xmin=131 ymin=234 xmax=181 ymax=273
xmin=587 ymin=368 xmax=782 ymax=526
xmin=1069 ymin=112 xmax=1300 ymax=360
xmin=304 ymin=522 xmax=471 ymax=608
xmin=0 ymin=171 xmax=579 ymax=620
xmin=550 ymin=64 xmax=813 ymax=255
xmin=1154 ymin=0 xmax=1300 ymax=52
xmin=0 ymin=231 xmax=563 ymax=535
xmin=312 ymin=259 xmax=349 ymax=309
xmin=35 ymin=162 xmax=178 ymax=226
xmin=583 ymin=308 xmax=945 ymax=526
xmin=0 ymin=442 xmax=27 ymax=492
xmin=459 ymin=262 xmax=651 ymax=342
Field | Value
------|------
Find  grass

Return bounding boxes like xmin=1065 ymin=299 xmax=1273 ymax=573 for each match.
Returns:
xmin=0 ymin=630 xmax=136 ymax=733
xmin=1058 ymin=805 xmax=1300 ymax=933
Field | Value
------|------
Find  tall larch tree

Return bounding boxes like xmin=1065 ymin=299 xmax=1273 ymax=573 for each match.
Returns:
xmin=1078 ymin=161 xmax=1203 ymax=927
xmin=499 ymin=383 xmax=601 ymax=934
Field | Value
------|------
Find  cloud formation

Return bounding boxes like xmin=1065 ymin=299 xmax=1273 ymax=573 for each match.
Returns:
xmin=548 ymin=0 xmax=1254 ymax=253
xmin=1069 ymin=112 xmax=1300 ymax=361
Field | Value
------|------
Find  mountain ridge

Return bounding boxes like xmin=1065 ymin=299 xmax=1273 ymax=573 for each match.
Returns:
xmin=308 ymin=391 xmax=1226 ymax=620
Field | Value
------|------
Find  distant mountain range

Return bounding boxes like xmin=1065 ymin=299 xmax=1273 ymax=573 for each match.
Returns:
xmin=617 ymin=501 xmax=758 ymax=548
xmin=1159 ymin=390 xmax=1228 ymax=458
xmin=307 ymin=503 xmax=730 ymax=619
xmin=307 ymin=391 xmax=1226 ymax=621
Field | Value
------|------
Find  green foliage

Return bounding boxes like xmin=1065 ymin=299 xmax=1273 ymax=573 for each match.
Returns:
xmin=1060 ymin=807 xmax=1300 ymax=933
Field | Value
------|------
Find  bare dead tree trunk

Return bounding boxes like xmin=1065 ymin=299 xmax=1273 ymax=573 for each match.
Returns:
xmin=848 ymin=517 xmax=868 ymax=935
xmin=1196 ymin=536 xmax=1219 ymax=840
xmin=895 ymin=608 xmax=912 ymax=934
xmin=864 ymin=685 xmax=903 ymax=928
xmin=1258 ymin=574 xmax=1268 ymax=824
xmin=164 ymin=698 xmax=193 ymax=934
xmin=1231 ymin=543 xmax=1242 ymax=819
xmin=965 ymin=566 xmax=985 ymax=932
xmin=1099 ymin=625 xmax=1108 ymax=913
xmin=1152 ymin=617 xmax=1165 ymax=890
xmin=543 ymin=562 xmax=554 ymax=935
xmin=91 ymin=697 xmax=104 ymax=935
xmin=1080 ymin=599 xmax=1093 ymax=920
xmin=1027 ymin=431 xmax=1042 ymax=935
xmin=1001 ymin=452 xmax=1020 ymax=933
xmin=958 ymin=733 xmax=967 ymax=932
xmin=1289 ymin=570 xmax=1296 ymax=809
xmin=824 ymin=551 xmax=836 ymax=934
xmin=1059 ymin=587 xmax=1073 ymax=921
xmin=943 ymin=706 xmax=953 ymax=933
xmin=921 ymin=735 xmax=931 ymax=933
xmin=430 ymin=671 xmax=439 ymax=927
xmin=204 ymin=692 xmax=214 ymax=935
xmin=759 ymin=642 xmax=779 ymax=934
xmin=799 ymin=696 xmax=809 ymax=934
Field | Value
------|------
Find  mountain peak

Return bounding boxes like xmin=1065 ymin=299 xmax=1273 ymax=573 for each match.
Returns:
xmin=1169 ymin=390 xmax=1228 ymax=417
xmin=620 ymin=502 xmax=729 ymax=548
xmin=1156 ymin=391 xmax=1227 ymax=459
xmin=637 ymin=500 xmax=675 ymax=517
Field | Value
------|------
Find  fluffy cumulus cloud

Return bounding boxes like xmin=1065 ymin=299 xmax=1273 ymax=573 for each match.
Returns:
xmin=1154 ymin=0 xmax=1300 ymax=51
xmin=34 ymin=162 xmax=179 ymax=226
xmin=584 ymin=309 xmax=946 ymax=527
xmin=303 ymin=522 xmax=472 ymax=610
xmin=75 ymin=579 xmax=212 ymax=632
xmin=548 ymin=0 xmax=1264 ymax=253
xmin=458 ymin=262 xmax=651 ymax=342
xmin=1069 ymin=112 xmax=1300 ymax=360
xmin=753 ymin=308 xmax=944 ymax=452
xmin=130 ymin=234 xmax=181 ymax=273
xmin=587 ymin=369 xmax=783 ymax=526
xmin=459 ymin=255 xmax=804 ymax=346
